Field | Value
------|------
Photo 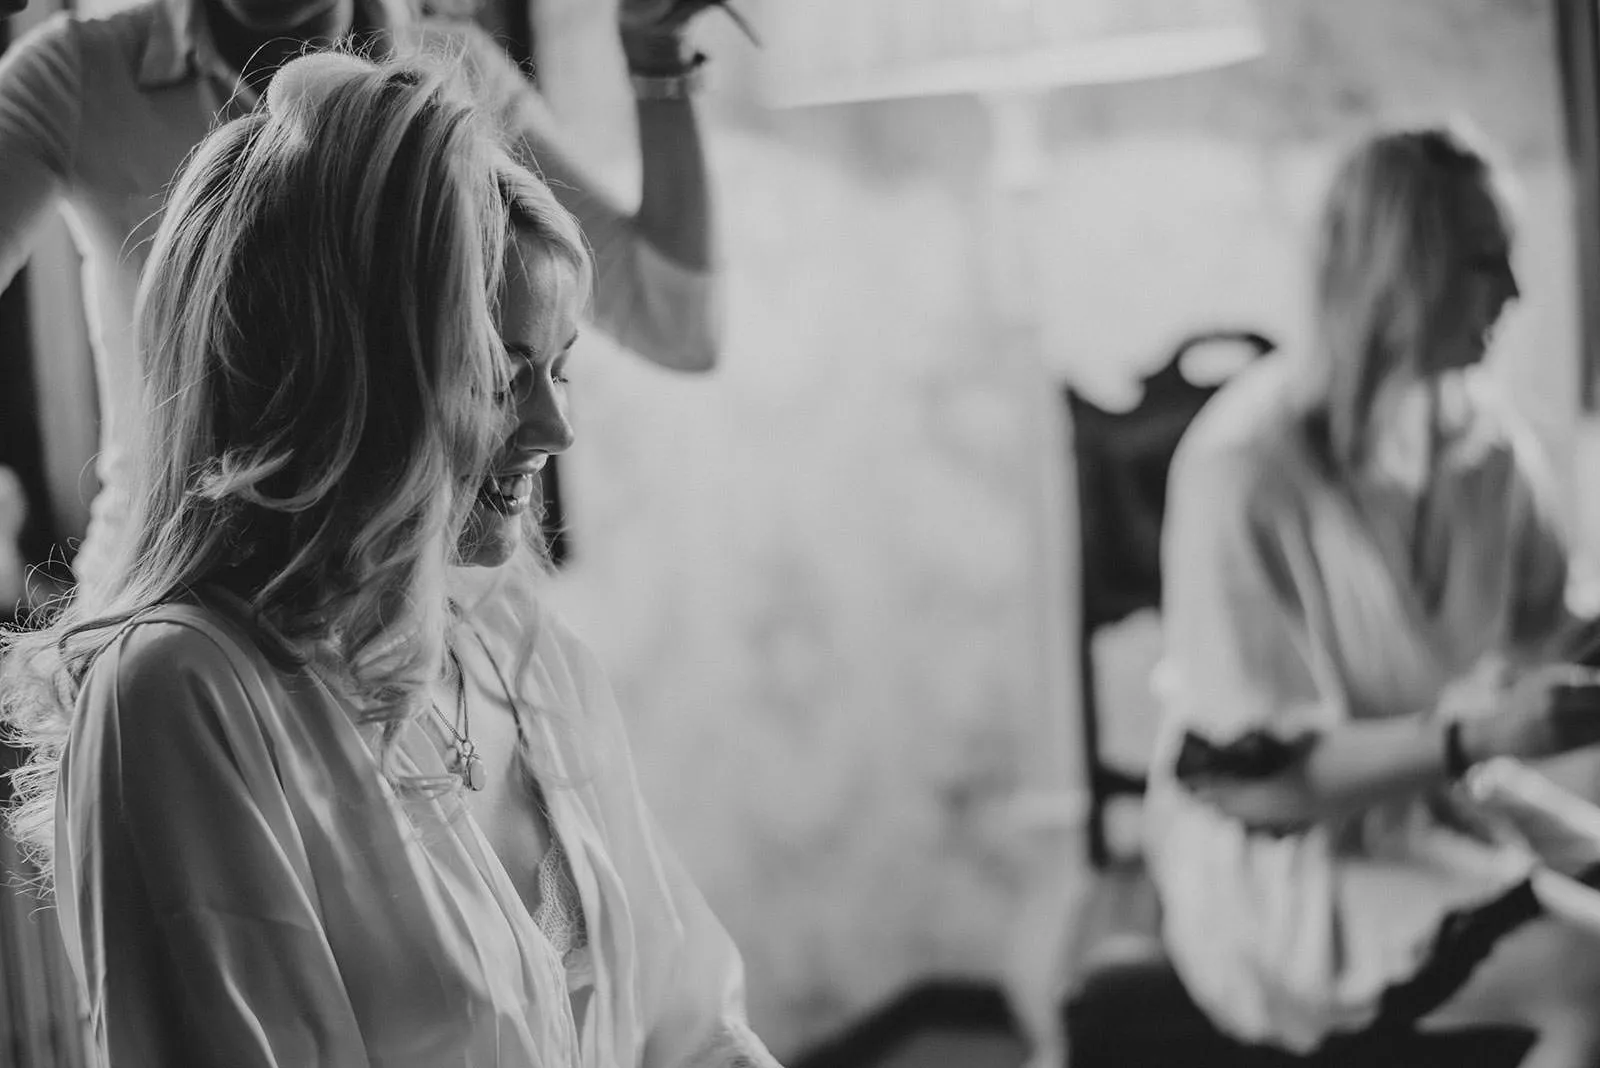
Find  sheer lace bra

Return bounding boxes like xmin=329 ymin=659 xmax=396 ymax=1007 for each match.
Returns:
xmin=531 ymin=832 xmax=590 ymax=972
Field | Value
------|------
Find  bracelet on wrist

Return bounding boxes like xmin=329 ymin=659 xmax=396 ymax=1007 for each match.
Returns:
xmin=622 ymin=26 xmax=698 ymax=72
xmin=628 ymin=51 xmax=708 ymax=100
xmin=1443 ymin=719 xmax=1475 ymax=781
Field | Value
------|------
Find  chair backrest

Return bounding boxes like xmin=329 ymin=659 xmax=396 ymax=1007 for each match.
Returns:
xmin=1066 ymin=330 xmax=1275 ymax=636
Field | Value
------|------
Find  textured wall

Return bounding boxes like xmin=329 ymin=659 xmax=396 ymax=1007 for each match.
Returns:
xmin=534 ymin=0 xmax=1579 ymax=1055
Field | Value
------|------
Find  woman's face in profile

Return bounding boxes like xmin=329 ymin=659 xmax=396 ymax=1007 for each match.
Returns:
xmin=1437 ymin=181 xmax=1521 ymax=372
xmin=457 ymin=235 xmax=580 ymax=569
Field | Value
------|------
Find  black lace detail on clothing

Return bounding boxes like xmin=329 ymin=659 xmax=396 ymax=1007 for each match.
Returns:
xmin=1173 ymin=727 xmax=1321 ymax=784
xmin=1171 ymin=727 xmax=1324 ymax=837
xmin=1367 ymin=879 xmax=1542 ymax=1029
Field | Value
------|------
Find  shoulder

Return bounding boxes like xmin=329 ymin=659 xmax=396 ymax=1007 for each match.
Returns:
xmin=1179 ymin=354 xmax=1302 ymax=456
xmin=83 ymin=603 xmax=272 ymax=728
xmin=2 ymin=11 xmax=80 ymax=57
xmin=63 ymin=603 xmax=304 ymax=802
xmin=1 ymin=3 xmax=160 ymax=81
xmin=0 ymin=13 xmax=81 ymax=94
xmin=71 ymin=1 xmax=167 ymax=72
xmin=0 ymin=2 xmax=169 ymax=155
xmin=1171 ymin=357 xmax=1307 ymax=518
xmin=111 ymin=610 xmax=238 ymax=671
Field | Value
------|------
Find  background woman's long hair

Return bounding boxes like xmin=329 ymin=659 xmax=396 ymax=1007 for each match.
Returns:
xmin=0 ymin=50 xmax=588 ymax=879
xmin=1303 ymin=125 xmax=1504 ymax=476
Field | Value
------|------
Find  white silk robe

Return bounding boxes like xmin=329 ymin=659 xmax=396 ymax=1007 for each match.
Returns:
xmin=55 ymin=578 xmax=778 ymax=1068
xmin=1145 ymin=356 xmax=1575 ymax=1051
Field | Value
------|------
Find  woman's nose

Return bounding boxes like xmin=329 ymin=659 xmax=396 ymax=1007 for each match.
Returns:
xmin=514 ymin=387 xmax=574 ymax=454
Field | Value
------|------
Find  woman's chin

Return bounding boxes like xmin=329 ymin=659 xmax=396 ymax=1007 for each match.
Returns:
xmin=457 ymin=504 xmax=524 ymax=568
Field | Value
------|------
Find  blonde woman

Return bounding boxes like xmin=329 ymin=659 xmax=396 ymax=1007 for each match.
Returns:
xmin=1145 ymin=127 xmax=1600 ymax=1067
xmin=0 ymin=0 xmax=728 ymax=594
xmin=0 ymin=53 xmax=778 ymax=1068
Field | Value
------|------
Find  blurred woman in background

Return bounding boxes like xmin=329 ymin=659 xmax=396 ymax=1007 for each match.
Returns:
xmin=1145 ymin=126 xmax=1600 ymax=1067
xmin=0 ymin=50 xmax=778 ymax=1068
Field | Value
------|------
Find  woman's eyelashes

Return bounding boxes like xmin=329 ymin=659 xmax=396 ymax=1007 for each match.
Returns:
xmin=493 ymin=334 xmax=575 ymax=402
xmin=550 ymin=332 xmax=578 ymax=386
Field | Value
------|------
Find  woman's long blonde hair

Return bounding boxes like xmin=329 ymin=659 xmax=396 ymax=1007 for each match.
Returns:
xmin=0 ymin=49 xmax=590 ymax=877
xmin=1303 ymin=125 xmax=1508 ymax=475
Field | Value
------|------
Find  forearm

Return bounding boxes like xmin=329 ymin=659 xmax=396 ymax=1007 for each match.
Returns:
xmin=622 ymin=30 xmax=713 ymax=271
xmin=633 ymin=98 xmax=712 ymax=269
xmin=499 ymin=85 xmax=720 ymax=370
xmin=1301 ymin=712 xmax=1457 ymax=816
xmin=489 ymin=15 xmax=720 ymax=368
xmin=1191 ymin=712 xmax=1456 ymax=831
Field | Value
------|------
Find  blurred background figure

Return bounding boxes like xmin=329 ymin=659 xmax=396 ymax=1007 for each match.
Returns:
xmin=1145 ymin=125 xmax=1600 ymax=1068
xmin=9 ymin=1 xmax=1600 ymax=1067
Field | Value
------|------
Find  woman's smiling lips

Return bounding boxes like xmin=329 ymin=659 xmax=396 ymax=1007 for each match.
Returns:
xmin=479 ymin=454 xmax=548 ymax=515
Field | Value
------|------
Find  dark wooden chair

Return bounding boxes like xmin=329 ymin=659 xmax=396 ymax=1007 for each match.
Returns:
xmin=1066 ymin=329 xmax=1274 ymax=867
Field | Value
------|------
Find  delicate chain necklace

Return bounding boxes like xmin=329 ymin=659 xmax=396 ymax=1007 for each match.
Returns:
xmin=463 ymin=620 xmax=531 ymax=753
xmin=428 ymin=609 xmax=534 ymax=793
xmin=431 ymin=646 xmax=487 ymax=791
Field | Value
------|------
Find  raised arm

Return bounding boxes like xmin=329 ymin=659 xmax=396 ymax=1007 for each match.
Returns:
xmin=0 ymin=13 xmax=82 ymax=296
xmin=442 ymin=4 xmax=724 ymax=373
xmin=617 ymin=1 xmax=715 ymax=275
xmin=57 ymin=620 xmax=368 ymax=1067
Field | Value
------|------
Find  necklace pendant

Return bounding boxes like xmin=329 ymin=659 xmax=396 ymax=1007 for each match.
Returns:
xmin=445 ymin=738 xmax=485 ymax=792
xmin=462 ymin=752 xmax=487 ymax=792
